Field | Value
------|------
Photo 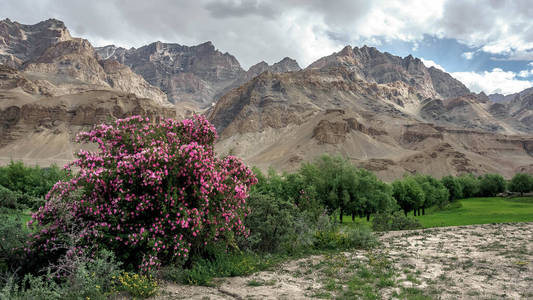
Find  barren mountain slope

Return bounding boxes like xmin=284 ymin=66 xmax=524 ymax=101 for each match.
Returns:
xmin=208 ymin=52 xmax=533 ymax=180
xmin=0 ymin=68 xmax=174 ymax=166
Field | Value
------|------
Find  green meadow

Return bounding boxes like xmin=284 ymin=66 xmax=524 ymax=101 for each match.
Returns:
xmin=418 ymin=197 xmax=533 ymax=227
xmin=345 ymin=197 xmax=533 ymax=228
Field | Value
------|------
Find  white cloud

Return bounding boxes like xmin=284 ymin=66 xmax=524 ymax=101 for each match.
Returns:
xmin=518 ymin=70 xmax=533 ymax=78
xmin=462 ymin=52 xmax=474 ymax=60
xmin=451 ymin=68 xmax=533 ymax=95
xmin=420 ymin=58 xmax=446 ymax=71
xmin=4 ymin=0 xmax=533 ymax=67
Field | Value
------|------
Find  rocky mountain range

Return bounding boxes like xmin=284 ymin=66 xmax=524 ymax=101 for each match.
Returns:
xmin=0 ymin=18 xmax=169 ymax=104
xmin=95 ymin=42 xmax=301 ymax=107
xmin=0 ymin=18 xmax=174 ymax=165
xmin=1 ymin=18 xmax=533 ymax=179
xmin=207 ymin=46 xmax=533 ymax=179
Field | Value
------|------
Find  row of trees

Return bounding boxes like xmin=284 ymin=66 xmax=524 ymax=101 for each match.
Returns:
xmin=253 ymin=155 xmax=533 ymax=221
xmin=253 ymin=156 xmax=395 ymax=223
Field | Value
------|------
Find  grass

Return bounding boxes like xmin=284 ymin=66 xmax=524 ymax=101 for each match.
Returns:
xmin=417 ymin=197 xmax=533 ymax=228
xmin=343 ymin=197 xmax=533 ymax=229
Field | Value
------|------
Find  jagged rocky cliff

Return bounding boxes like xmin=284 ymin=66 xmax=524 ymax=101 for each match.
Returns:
xmin=96 ymin=42 xmax=301 ymax=106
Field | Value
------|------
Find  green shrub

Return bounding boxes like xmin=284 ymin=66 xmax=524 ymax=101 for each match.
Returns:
xmin=116 ymin=272 xmax=158 ymax=298
xmin=0 ymin=186 xmax=20 ymax=210
xmin=313 ymin=224 xmax=377 ymax=250
xmin=371 ymin=211 xmax=422 ymax=231
xmin=0 ymin=184 xmax=44 ymax=211
xmin=58 ymin=249 xmax=123 ymax=300
xmin=244 ymin=193 xmax=297 ymax=252
xmin=299 ymin=155 xmax=394 ymax=223
xmin=1 ymin=250 xmax=124 ymax=300
xmin=0 ymin=215 xmax=29 ymax=274
xmin=0 ymin=273 xmax=63 ymax=300
xmin=0 ymin=161 xmax=67 ymax=199
xmin=441 ymin=175 xmax=463 ymax=201
xmin=392 ymin=178 xmax=424 ymax=216
xmin=413 ymin=175 xmax=449 ymax=212
xmin=181 ymin=251 xmax=275 ymax=286
xmin=457 ymin=174 xmax=480 ymax=198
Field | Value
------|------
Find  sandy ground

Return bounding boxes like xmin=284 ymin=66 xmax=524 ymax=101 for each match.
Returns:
xmin=153 ymin=222 xmax=533 ymax=299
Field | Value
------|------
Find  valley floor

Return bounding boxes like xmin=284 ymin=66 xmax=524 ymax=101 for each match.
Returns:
xmin=153 ymin=222 xmax=533 ymax=299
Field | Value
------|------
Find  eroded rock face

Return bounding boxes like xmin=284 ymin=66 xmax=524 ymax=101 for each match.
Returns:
xmin=1 ymin=19 xmax=169 ymax=105
xmin=96 ymin=43 xmax=301 ymax=106
xmin=307 ymin=45 xmax=470 ymax=100
xmin=427 ymin=67 xmax=471 ymax=99
xmin=96 ymin=42 xmax=244 ymax=105
xmin=24 ymin=38 xmax=109 ymax=86
xmin=0 ymin=89 xmax=175 ymax=152
xmin=0 ymin=18 xmax=72 ymax=68
xmin=312 ymin=112 xmax=386 ymax=145
xmin=101 ymin=60 xmax=168 ymax=105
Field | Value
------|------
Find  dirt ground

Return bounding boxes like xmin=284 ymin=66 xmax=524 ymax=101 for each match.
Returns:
xmin=153 ymin=222 xmax=533 ymax=299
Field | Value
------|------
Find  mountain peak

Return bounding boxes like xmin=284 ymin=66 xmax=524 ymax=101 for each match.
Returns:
xmin=339 ymin=45 xmax=353 ymax=56
xmin=0 ymin=18 xmax=72 ymax=68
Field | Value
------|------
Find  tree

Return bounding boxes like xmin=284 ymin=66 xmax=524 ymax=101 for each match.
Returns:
xmin=457 ymin=174 xmax=480 ymax=198
xmin=441 ymin=175 xmax=463 ymax=201
xmin=353 ymin=169 xmax=394 ymax=221
xmin=414 ymin=175 xmax=449 ymax=215
xmin=392 ymin=177 xmax=424 ymax=216
xmin=479 ymin=173 xmax=506 ymax=197
xmin=509 ymin=173 xmax=533 ymax=196
xmin=299 ymin=155 xmax=358 ymax=223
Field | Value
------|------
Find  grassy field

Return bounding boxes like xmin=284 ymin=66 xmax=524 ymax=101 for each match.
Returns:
xmin=344 ymin=197 xmax=533 ymax=228
xmin=418 ymin=197 xmax=533 ymax=227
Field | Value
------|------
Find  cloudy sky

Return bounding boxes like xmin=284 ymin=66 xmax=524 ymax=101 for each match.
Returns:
xmin=4 ymin=0 xmax=533 ymax=95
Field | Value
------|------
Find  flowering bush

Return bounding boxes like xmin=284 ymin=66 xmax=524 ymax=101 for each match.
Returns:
xmin=28 ymin=115 xmax=256 ymax=272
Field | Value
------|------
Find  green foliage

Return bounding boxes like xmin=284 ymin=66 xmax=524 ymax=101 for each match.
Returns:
xmin=0 ymin=161 xmax=67 ymax=199
xmin=440 ymin=175 xmax=463 ymax=201
xmin=457 ymin=174 xmax=480 ymax=198
xmin=0 ymin=250 xmax=126 ymax=300
xmin=478 ymin=173 xmax=506 ymax=197
xmin=0 ymin=185 xmax=44 ymax=211
xmin=509 ymin=173 xmax=533 ymax=196
xmin=313 ymin=224 xmax=377 ymax=250
xmin=413 ymin=175 xmax=449 ymax=210
xmin=392 ymin=177 xmax=424 ymax=215
xmin=244 ymin=192 xmax=298 ymax=252
xmin=299 ymin=155 xmax=393 ymax=222
xmin=0 ymin=214 xmax=29 ymax=274
xmin=352 ymin=169 xmax=395 ymax=221
xmin=58 ymin=249 xmax=123 ymax=300
xmin=179 ymin=251 xmax=276 ymax=286
xmin=0 ymin=273 xmax=63 ymax=300
xmin=371 ymin=211 xmax=422 ymax=231
xmin=0 ymin=186 xmax=20 ymax=210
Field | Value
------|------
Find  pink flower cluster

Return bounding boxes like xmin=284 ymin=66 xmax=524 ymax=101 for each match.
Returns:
xmin=28 ymin=115 xmax=256 ymax=272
